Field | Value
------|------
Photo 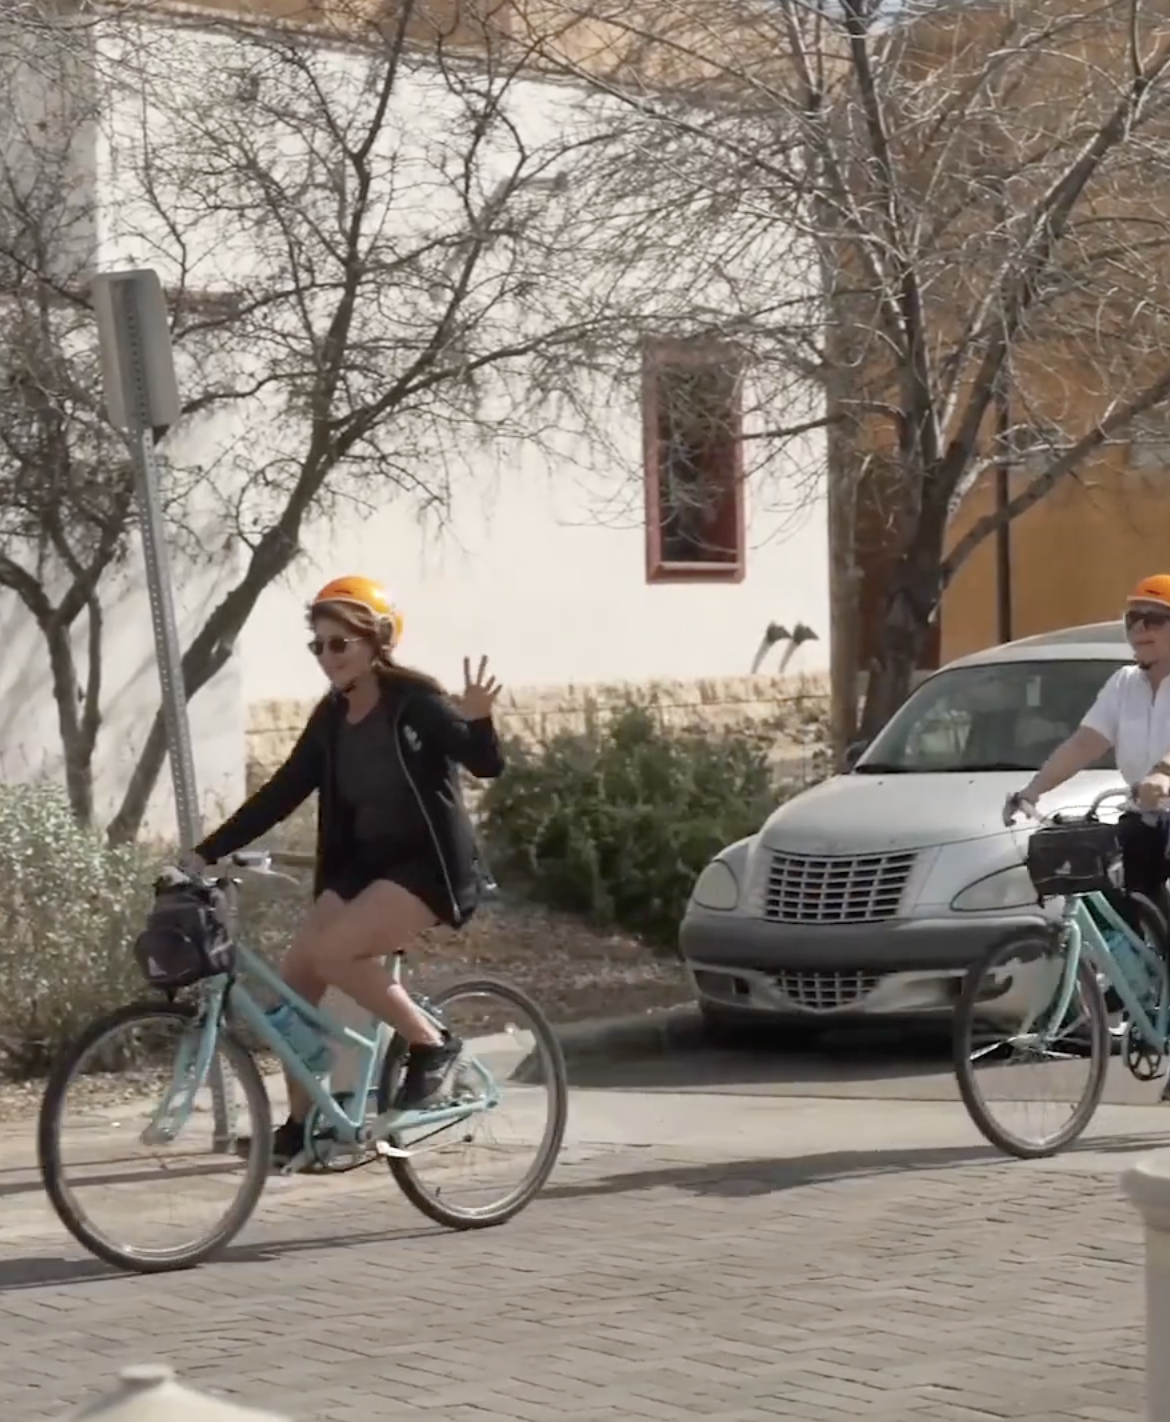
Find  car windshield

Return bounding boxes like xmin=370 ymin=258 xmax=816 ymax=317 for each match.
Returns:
xmin=856 ymin=659 xmax=1119 ymax=774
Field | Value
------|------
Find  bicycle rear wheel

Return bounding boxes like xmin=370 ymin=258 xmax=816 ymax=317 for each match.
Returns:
xmin=953 ymin=932 xmax=1109 ymax=1159
xmin=38 ymin=1001 xmax=272 ymax=1272
xmin=378 ymin=977 xmax=567 ymax=1229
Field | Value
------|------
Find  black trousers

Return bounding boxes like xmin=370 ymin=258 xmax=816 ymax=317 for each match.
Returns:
xmin=1112 ymin=813 xmax=1170 ymax=929
xmin=1119 ymin=813 xmax=1170 ymax=899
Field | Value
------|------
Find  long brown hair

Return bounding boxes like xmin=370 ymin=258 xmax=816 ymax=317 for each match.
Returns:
xmin=310 ymin=600 xmax=445 ymax=695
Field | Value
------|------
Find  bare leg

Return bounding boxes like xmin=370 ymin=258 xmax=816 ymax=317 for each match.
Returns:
xmin=278 ymin=892 xmax=347 ymax=1121
xmin=283 ymin=882 xmax=442 ymax=1119
xmin=325 ymin=976 xmax=383 ymax=1104
xmin=310 ymin=882 xmax=442 ymax=1039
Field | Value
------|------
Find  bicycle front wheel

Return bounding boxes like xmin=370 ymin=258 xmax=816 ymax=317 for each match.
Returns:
xmin=378 ymin=977 xmax=567 ymax=1229
xmin=953 ymin=932 xmax=1109 ymax=1159
xmin=38 ymin=1001 xmax=272 ymax=1272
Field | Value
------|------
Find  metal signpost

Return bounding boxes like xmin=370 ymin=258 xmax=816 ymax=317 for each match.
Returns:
xmin=91 ymin=271 xmax=200 ymax=846
xmin=92 ymin=269 xmax=231 ymax=1147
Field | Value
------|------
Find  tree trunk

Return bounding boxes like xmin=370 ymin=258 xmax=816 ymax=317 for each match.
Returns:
xmin=42 ymin=615 xmax=96 ymax=826
xmin=105 ymin=526 xmax=300 ymax=845
xmin=858 ymin=555 xmax=943 ymax=742
xmin=825 ymin=411 xmax=862 ymax=764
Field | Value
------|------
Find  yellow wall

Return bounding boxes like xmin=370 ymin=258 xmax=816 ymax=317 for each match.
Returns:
xmin=940 ymin=447 xmax=1170 ymax=661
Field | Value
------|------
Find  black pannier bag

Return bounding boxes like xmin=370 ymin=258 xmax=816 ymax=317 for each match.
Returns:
xmin=133 ymin=879 xmax=236 ymax=990
xmin=1024 ymin=818 xmax=1121 ymax=901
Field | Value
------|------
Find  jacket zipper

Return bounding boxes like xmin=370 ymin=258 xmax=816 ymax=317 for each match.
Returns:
xmin=393 ymin=701 xmax=460 ymax=922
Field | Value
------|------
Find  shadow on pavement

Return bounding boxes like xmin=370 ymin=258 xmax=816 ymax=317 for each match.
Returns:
xmin=543 ymin=1130 xmax=1170 ymax=1202
xmin=568 ymin=1024 xmax=960 ymax=1094
xmin=0 ymin=1220 xmax=441 ymax=1293
xmin=6 ymin=1127 xmax=1165 ymax=1294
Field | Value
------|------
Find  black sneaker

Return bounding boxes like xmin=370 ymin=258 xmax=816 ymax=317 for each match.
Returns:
xmin=396 ymin=1035 xmax=464 ymax=1111
xmin=270 ymin=1117 xmax=308 ymax=1169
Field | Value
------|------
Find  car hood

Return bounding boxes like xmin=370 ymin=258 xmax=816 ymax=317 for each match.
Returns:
xmin=759 ymin=769 xmax=1125 ymax=855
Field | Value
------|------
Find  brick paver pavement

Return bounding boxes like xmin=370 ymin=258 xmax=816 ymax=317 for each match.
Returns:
xmin=0 ymin=1135 xmax=1147 ymax=1422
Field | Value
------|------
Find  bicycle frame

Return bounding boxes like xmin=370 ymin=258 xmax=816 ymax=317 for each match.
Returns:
xmin=142 ymin=942 xmax=501 ymax=1154
xmin=1060 ymin=892 xmax=1170 ymax=1049
xmin=1003 ymin=787 xmax=1170 ymax=1052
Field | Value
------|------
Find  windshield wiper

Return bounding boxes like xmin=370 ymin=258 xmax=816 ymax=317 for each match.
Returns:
xmin=854 ymin=759 xmax=1036 ymax=774
xmin=953 ymin=761 xmax=1036 ymax=772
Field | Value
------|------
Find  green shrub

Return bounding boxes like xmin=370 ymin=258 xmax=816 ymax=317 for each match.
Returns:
xmin=0 ymin=784 xmax=157 ymax=1075
xmin=480 ymin=703 xmax=789 ymax=948
xmin=0 ymin=783 xmax=307 ymax=1078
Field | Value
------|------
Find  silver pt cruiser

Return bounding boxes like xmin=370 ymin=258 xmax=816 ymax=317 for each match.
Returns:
xmin=680 ymin=621 xmax=1130 ymax=1036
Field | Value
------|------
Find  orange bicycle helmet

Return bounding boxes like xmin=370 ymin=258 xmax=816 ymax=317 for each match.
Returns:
xmin=1126 ymin=574 xmax=1170 ymax=610
xmin=309 ymin=575 xmax=403 ymax=646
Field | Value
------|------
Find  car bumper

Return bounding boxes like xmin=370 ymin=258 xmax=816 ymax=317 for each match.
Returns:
xmin=680 ymin=909 xmax=1055 ymax=1020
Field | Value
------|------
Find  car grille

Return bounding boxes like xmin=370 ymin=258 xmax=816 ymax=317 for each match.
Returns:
xmin=760 ymin=850 xmax=916 ymax=924
xmin=775 ymin=970 xmax=884 ymax=1012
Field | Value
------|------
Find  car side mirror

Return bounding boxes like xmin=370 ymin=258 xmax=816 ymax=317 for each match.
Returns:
xmin=843 ymin=739 xmax=868 ymax=771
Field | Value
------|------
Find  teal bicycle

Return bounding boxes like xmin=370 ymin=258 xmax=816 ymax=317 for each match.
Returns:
xmin=953 ymin=787 xmax=1170 ymax=1158
xmin=37 ymin=850 xmax=568 ymax=1273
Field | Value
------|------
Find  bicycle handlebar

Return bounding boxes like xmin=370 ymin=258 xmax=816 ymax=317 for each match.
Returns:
xmin=221 ymin=849 xmax=308 ymax=884
xmin=161 ymin=849 xmax=311 ymax=891
xmin=228 ymin=848 xmax=312 ymax=872
xmin=1083 ymin=787 xmax=1134 ymax=818
xmin=1016 ymin=784 xmax=1166 ymax=829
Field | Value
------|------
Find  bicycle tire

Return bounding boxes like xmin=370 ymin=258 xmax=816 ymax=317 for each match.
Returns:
xmin=37 ymin=1000 xmax=272 ymax=1273
xmin=377 ymin=976 xmax=568 ymax=1230
xmin=953 ymin=931 xmax=1109 ymax=1159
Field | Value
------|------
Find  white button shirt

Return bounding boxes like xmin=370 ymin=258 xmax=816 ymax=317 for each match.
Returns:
xmin=1081 ymin=665 xmax=1170 ymax=786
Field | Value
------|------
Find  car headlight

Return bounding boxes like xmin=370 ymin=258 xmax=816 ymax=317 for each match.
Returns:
xmin=692 ymin=860 xmax=740 ymax=911
xmin=950 ymin=865 xmax=1037 ymax=912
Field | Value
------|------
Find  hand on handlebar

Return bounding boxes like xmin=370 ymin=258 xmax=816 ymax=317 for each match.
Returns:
xmin=156 ymin=862 xmax=201 ymax=891
xmin=1002 ymin=791 xmax=1038 ymax=827
xmin=1136 ymin=772 xmax=1170 ymax=815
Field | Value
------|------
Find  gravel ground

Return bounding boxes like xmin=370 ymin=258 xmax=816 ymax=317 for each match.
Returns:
xmin=411 ymin=896 xmax=690 ymax=1021
xmin=0 ymin=898 xmax=690 ymax=1121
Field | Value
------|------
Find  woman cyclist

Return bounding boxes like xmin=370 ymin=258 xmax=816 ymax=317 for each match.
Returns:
xmin=185 ymin=575 xmax=504 ymax=1167
xmin=1005 ymin=574 xmax=1170 ymax=912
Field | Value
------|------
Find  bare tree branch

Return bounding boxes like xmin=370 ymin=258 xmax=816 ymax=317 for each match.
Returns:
xmin=540 ymin=0 xmax=1170 ymax=738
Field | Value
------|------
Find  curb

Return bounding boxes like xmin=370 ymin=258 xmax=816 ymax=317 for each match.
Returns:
xmin=513 ymin=1004 xmax=704 ymax=1084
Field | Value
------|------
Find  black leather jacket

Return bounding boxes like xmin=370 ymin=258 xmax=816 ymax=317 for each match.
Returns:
xmin=194 ymin=675 xmax=504 ymax=924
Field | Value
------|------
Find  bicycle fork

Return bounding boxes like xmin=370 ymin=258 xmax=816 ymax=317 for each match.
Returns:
xmin=1029 ymin=923 xmax=1087 ymax=1045
xmin=140 ymin=986 xmax=233 ymax=1147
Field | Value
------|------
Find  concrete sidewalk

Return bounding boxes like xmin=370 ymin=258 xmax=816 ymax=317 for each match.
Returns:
xmin=0 ymin=1081 xmax=1158 ymax=1421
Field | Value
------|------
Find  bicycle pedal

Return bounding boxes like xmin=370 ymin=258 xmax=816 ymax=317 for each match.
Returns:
xmin=374 ymin=1139 xmax=411 ymax=1160
xmin=277 ymin=1148 xmax=315 ymax=1176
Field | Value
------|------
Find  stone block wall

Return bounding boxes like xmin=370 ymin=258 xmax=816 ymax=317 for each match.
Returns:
xmin=246 ymin=672 xmax=832 ymax=791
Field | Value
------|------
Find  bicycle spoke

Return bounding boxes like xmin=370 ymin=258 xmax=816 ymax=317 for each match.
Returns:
xmin=39 ymin=1004 xmax=271 ymax=1271
xmin=379 ymin=977 xmax=567 ymax=1228
xmin=954 ymin=933 xmax=1109 ymax=1158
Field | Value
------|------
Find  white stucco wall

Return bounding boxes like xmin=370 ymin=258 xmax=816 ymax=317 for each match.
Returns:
xmin=239 ymin=419 xmax=827 ymax=702
xmin=0 ymin=12 xmax=827 ymax=837
xmin=0 ymin=532 xmax=245 ymax=839
xmin=0 ymin=20 xmax=244 ymax=838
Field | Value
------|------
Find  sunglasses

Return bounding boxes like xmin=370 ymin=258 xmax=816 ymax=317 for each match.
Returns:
xmin=1125 ymin=610 xmax=1170 ymax=631
xmin=308 ymin=635 xmax=363 ymax=657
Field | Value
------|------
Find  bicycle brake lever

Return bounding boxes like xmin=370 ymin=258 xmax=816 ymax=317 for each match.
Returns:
xmin=249 ymin=864 xmax=301 ymax=885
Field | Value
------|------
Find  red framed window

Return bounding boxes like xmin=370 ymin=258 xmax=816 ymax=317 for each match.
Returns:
xmin=643 ymin=338 xmax=745 ymax=583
